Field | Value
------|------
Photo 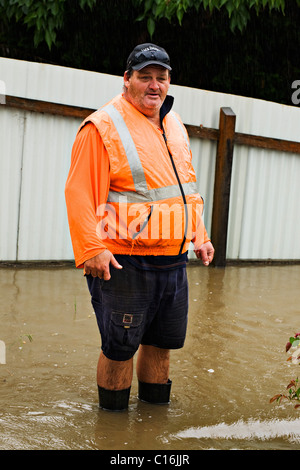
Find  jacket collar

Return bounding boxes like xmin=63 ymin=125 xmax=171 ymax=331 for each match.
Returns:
xmin=160 ymin=95 xmax=174 ymax=123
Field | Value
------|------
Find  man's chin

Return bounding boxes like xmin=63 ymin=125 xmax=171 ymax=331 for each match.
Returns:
xmin=144 ymin=100 xmax=162 ymax=112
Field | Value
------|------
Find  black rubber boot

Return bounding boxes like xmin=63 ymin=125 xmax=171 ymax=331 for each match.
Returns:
xmin=98 ymin=385 xmax=131 ymax=411
xmin=138 ymin=379 xmax=172 ymax=404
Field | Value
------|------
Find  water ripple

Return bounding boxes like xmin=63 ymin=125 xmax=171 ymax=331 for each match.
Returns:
xmin=173 ymin=418 xmax=300 ymax=443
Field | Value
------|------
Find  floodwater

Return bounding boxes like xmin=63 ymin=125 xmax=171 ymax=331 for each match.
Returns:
xmin=0 ymin=263 xmax=299 ymax=451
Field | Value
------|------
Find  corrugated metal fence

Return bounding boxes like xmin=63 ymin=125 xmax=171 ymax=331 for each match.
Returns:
xmin=1 ymin=57 xmax=300 ymax=265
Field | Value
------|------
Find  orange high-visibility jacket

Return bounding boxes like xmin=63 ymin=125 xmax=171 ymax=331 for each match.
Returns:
xmin=65 ymin=93 xmax=209 ymax=267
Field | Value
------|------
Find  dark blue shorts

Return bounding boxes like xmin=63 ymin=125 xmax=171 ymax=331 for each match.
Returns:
xmin=86 ymin=257 xmax=188 ymax=361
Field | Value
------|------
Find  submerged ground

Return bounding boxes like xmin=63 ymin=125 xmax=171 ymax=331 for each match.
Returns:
xmin=0 ymin=263 xmax=299 ymax=450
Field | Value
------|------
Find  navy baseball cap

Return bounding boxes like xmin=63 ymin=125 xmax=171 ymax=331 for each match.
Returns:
xmin=126 ymin=43 xmax=172 ymax=71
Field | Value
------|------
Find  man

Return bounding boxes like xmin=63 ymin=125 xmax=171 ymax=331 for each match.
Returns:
xmin=65 ymin=43 xmax=214 ymax=411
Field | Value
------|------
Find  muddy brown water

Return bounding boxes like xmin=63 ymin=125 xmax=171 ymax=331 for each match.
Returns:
xmin=0 ymin=263 xmax=299 ymax=450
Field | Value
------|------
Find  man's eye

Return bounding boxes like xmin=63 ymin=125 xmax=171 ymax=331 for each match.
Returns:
xmin=139 ymin=76 xmax=167 ymax=81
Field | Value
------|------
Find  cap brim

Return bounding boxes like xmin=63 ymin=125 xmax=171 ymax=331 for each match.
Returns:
xmin=132 ymin=60 xmax=172 ymax=71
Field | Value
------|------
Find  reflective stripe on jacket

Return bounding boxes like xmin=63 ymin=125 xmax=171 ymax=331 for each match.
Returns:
xmin=79 ymin=93 xmax=209 ymax=256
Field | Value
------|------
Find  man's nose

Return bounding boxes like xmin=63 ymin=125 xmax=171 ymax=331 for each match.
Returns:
xmin=149 ymin=79 xmax=160 ymax=89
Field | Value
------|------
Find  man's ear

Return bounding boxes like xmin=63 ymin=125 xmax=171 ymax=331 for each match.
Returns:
xmin=124 ymin=70 xmax=130 ymax=89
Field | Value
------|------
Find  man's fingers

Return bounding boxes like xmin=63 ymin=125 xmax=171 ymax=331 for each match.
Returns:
xmin=101 ymin=255 xmax=122 ymax=280
xmin=194 ymin=242 xmax=215 ymax=266
xmin=110 ymin=255 xmax=123 ymax=270
xmin=84 ymin=252 xmax=123 ymax=280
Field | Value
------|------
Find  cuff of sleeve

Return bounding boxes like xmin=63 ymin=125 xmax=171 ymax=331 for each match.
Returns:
xmin=75 ymin=247 xmax=107 ymax=269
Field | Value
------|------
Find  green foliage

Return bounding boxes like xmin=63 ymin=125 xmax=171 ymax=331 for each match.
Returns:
xmin=0 ymin=0 xmax=289 ymax=49
xmin=132 ymin=0 xmax=286 ymax=36
xmin=0 ymin=0 xmax=96 ymax=49
xmin=270 ymin=378 xmax=300 ymax=409
xmin=270 ymin=333 xmax=300 ymax=409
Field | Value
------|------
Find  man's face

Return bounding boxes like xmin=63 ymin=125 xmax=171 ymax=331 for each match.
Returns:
xmin=124 ymin=65 xmax=171 ymax=118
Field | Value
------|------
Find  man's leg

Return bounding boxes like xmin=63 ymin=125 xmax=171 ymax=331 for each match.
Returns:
xmin=86 ymin=262 xmax=145 ymax=411
xmin=136 ymin=344 xmax=169 ymax=383
xmin=97 ymin=351 xmax=133 ymax=411
xmin=97 ymin=351 xmax=133 ymax=389
xmin=136 ymin=345 xmax=172 ymax=404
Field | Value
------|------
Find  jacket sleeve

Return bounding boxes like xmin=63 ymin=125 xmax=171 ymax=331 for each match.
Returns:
xmin=65 ymin=122 xmax=110 ymax=268
xmin=192 ymin=220 xmax=211 ymax=250
xmin=191 ymin=197 xmax=211 ymax=250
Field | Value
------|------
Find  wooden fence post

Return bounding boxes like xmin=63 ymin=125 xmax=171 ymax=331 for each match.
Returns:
xmin=211 ymin=107 xmax=236 ymax=267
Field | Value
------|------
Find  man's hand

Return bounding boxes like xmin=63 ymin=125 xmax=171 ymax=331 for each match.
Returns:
xmin=84 ymin=249 xmax=122 ymax=280
xmin=194 ymin=241 xmax=215 ymax=266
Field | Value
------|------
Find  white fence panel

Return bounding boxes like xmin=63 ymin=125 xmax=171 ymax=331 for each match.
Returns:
xmin=0 ymin=108 xmax=25 ymax=260
xmin=229 ymin=146 xmax=300 ymax=260
xmin=17 ymin=112 xmax=80 ymax=261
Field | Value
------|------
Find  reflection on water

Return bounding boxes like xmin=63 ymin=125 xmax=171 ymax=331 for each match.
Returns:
xmin=0 ymin=264 xmax=300 ymax=450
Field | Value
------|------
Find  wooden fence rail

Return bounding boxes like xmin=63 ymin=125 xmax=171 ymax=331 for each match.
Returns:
xmin=3 ymin=95 xmax=300 ymax=266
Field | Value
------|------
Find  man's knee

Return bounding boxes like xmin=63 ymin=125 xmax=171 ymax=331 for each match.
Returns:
xmin=137 ymin=345 xmax=170 ymax=383
xmin=97 ymin=351 xmax=133 ymax=390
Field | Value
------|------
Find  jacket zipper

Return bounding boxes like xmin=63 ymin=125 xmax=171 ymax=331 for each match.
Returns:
xmin=132 ymin=205 xmax=153 ymax=240
xmin=162 ymin=129 xmax=188 ymax=255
